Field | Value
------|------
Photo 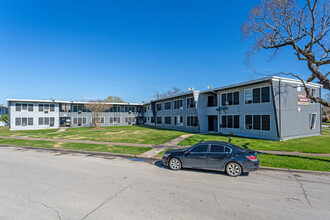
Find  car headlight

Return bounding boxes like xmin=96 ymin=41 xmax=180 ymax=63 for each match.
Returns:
xmin=164 ymin=153 xmax=171 ymax=158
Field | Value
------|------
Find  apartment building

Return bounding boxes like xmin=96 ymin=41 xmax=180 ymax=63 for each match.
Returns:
xmin=7 ymin=100 xmax=143 ymax=131
xmin=7 ymin=76 xmax=322 ymax=140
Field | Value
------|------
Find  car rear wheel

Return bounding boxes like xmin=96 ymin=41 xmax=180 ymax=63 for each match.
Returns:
xmin=169 ymin=158 xmax=182 ymax=170
xmin=226 ymin=162 xmax=242 ymax=177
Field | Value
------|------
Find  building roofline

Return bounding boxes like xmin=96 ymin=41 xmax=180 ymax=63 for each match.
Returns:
xmin=200 ymin=76 xmax=321 ymax=93
xmin=150 ymin=91 xmax=198 ymax=103
xmin=6 ymin=99 xmax=142 ymax=105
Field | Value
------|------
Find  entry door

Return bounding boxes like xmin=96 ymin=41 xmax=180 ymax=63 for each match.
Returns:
xmin=183 ymin=145 xmax=208 ymax=169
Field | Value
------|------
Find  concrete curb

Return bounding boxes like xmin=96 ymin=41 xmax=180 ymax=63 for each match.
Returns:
xmin=259 ymin=166 xmax=330 ymax=175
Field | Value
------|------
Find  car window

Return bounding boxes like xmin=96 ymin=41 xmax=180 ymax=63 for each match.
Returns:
xmin=191 ymin=145 xmax=208 ymax=153
xmin=210 ymin=145 xmax=225 ymax=153
xmin=224 ymin=147 xmax=231 ymax=153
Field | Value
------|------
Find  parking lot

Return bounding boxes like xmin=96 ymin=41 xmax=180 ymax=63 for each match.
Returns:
xmin=0 ymin=146 xmax=329 ymax=220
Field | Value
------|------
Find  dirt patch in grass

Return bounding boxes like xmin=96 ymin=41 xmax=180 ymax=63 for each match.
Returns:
xmin=53 ymin=142 xmax=64 ymax=148
xmin=105 ymin=131 xmax=126 ymax=135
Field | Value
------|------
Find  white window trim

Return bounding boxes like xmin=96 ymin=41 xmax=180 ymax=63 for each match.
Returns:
xmin=186 ymin=97 xmax=195 ymax=109
xmin=173 ymin=98 xmax=184 ymax=110
xmin=310 ymin=113 xmax=317 ymax=129
xmin=220 ymin=90 xmax=240 ymax=106
xmin=164 ymin=101 xmax=172 ymax=111
xmin=220 ymin=114 xmax=240 ymax=129
xmin=174 ymin=115 xmax=184 ymax=126
xmin=186 ymin=115 xmax=198 ymax=127
xmin=244 ymin=86 xmax=270 ymax=105
xmin=244 ymin=114 xmax=271 ymax=132
xmin=164 ymin=116 xmax=172 ymax=125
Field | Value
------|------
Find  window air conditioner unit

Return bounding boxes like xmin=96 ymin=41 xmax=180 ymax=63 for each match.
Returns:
xmin=78 ymin=110 xmax=82 ymax=114
xmin=128 ymin=111 xmax=132 ymax=114
xmin=44 ymin=110 xmax=48 ymax=113
xmin=225 ymin=101 xmax=229 ymax=105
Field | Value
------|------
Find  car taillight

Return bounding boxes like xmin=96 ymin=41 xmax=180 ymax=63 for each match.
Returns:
xmin=246 ymin=155 xmax=258 ymax=161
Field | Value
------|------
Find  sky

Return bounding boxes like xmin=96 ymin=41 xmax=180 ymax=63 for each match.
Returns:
xmin=0 ymin=0 xmax=325 ymax=105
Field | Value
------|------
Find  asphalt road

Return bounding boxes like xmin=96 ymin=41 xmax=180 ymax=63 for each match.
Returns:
xmin=0 ymin=146 xmax=329 ymax=220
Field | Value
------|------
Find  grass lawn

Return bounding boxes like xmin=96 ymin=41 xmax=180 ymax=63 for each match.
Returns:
xmin=258 ymin=154 xmax=330 ymax=172
xmin=322 ymin=122 xmax=330 ymax=125
xmin=0 ymin=126 xmax=190 ymax=145
xmin=178 ymin=129 xmax=330 ymax=154
xmin=0 ymin=138 xmax=152 ymax=155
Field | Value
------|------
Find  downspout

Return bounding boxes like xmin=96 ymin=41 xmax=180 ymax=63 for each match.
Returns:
xmin=193 ymin=91 xmax=201 ymax=132
xmin=319 ymin=87 xmax=322 ymax=134
xmin=278 ymin=79 xmax=282 ymax=140
xmin=271 ymin=80 xmax=280 ymax=140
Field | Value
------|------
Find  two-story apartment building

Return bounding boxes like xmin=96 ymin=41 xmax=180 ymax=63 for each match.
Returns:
xmin=7 ymin=99 xmax=143 ymax=131
xmin=7 ymin=76 xmax=322 ymax=140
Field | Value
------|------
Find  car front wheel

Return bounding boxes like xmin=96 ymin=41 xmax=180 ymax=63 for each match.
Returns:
xmin=169 ymin=158 xmax=182 ymax=170
xmin=226 ymin=162 xmax=242 ymax=177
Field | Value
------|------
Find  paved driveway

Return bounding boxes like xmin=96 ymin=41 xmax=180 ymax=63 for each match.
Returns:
xmin=0 ymin=146 xmax=329 ymax=220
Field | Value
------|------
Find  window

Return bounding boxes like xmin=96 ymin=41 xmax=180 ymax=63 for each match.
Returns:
xmin=50 ymin=104 xmax=55 ymax=112
xmin=72 ymin=105 xmax=78 ymax=112
xmin=310 ymin=88 xmax=316 ymax=103
xmin=174 ymin=116 xmax=183 ymax=126
xmin=245 ymin=90 xmax=253 ymax=104
xmin=207 ymin=95 xmax=217 ymax=107
xmin=22 ymin=104 xmax=27 ymax=111
xmin=156 ymin=103 xmax=162 ymax=111
xmin=191 ymin=145 xmax=208 ymax=153
xmin=233 ymin=92 xmax=239 ymax=105
xmin=164 ymin=101 xmax=171 ymax=110
xmin=187 ymin=116 xmax=198 ymax=127
xmin=28 ymin=117 xmax=33 ymax=125
xmin=261 ymin=87 xmax=270 ymax=103
xmin=44 ymin=117 xmax=50 ymax=125
xmin=310 ymin=113 xmax=316 ymax=129
xmin=28 ymin=104 xmax=33 ymax=112
xmin=174 ymin=99 xmax=183 ymax=109
xmin=15 ymin=117 xmax=21 ymax=126
xmin=151 ymin=117 xmax=155 ymax=123
xmin=16 ymin=103 xmax=21 ymax=111
xmin=187 ymin=97 xmax=195 ymax=108
xmin=245 ymin=115 xmax=270 ymax=131
xmin=246 ymin=86 xmax=270 ymax=104
xmin=44 ymin=104 xmax=50 ymax=111
xmin=253 ymin=115 xmax=261 ymax=130
xmin=93 ymin=117 xmax=105 ymax=124
xmin=210 ymin=145 xmax=224 ymax=153
xmin=110 ymin=117 xmax=120 ymax=124
xmin=262 ymin=115 xmax=270 ymax=131
xmin=38 ymin=117 xmax=43 ymax=125
xmin=39 ymin=104 xmax=44 ymax=112
xmin=78 ymin=117 xmax=82 ymax=125
xmin=83 ymin=117 xmax=87 ymax=124
xmin=125 ymin=117 xmax=134 ymax=124
xmin=222 ymin=92 xmax=239 ymax=106
xmin=73 ymin=118 xmax=78 ymax=124
xmin=221 ymin=115 xmax=240 ymax=129
xmin=164 ymin=116 xmax=171 ymax=125
xmin=156 ymin=117 xmax=162 ymax=124
xmin=253 ymin=88 xmax=261 ymax=103
xmin=245 ymin=115 xmax=252 ymax=130
xmin=50 ymin=117 xmax=55 ymax=126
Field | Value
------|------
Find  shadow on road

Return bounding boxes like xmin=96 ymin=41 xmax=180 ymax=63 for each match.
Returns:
xmin=153 ymin=160 xmax=249 ymax=177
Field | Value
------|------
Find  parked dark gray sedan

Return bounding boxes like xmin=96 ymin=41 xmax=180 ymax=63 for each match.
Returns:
xmin=162 ymin=141 xmax=259 ymax=177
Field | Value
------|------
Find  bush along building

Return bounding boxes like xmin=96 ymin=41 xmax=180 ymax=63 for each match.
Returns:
xmin=7 ymin=76 xmax=322 ymax=140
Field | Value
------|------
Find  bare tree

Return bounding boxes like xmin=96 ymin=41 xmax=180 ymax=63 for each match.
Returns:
xmin=242 ymin=0 xmax=330 ymax=106
xmin=84 ymin=100 xmax=112 ymax=128
xmin=155 ymin=87 xmax=184 ymax=99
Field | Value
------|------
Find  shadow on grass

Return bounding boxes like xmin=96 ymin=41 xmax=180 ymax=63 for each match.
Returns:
xmin=153 ymin=161 xmax=249 ymax=176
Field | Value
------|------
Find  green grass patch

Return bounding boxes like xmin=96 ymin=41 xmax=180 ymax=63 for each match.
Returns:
xmin=0 ymin=138 xmax=152 ymax=155
xmin=0 ymin=126 xmax=190 ymax=145
xmin=322 ymin=122 xmax=330 ymax=125
xmin=179 ymin=129 xmax=330 ymax=154
xmin=258 ymin=154 xmax=330 ymax=172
